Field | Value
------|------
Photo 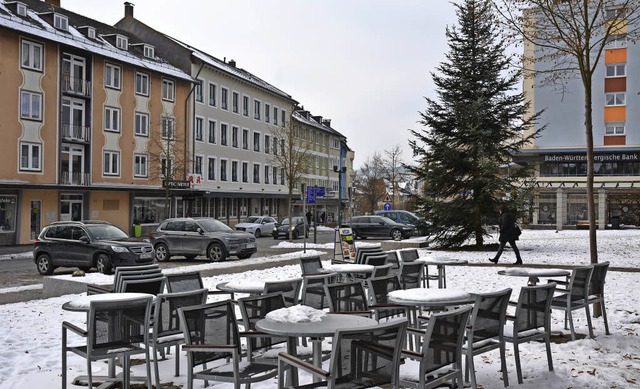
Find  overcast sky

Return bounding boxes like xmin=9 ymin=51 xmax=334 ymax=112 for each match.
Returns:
xmin=62 ymin=0 xmax=459 ymax=168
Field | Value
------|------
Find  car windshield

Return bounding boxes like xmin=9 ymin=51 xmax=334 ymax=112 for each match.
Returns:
xmin=85 ymin=224 xmax=129 ymax=240
xmin=241 ymin=217 xmax=261 ymax=224
xmin=280 ymin=218 xmax=292 ymax=225
xmin=197 ymin=218 xmax=233 ymax=232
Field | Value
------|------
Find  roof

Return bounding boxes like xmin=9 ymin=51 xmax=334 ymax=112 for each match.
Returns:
xmin=293 ymin=110 xmax=346 ymax=139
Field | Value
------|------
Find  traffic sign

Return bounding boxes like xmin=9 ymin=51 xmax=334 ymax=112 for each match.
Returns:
xmin=384 ymin=193 xmax=392 ymax=203
xmin=383 ymin=202 xmax=392 ymax=211
xmin=306 ymin=186 xmax=316 ymax=204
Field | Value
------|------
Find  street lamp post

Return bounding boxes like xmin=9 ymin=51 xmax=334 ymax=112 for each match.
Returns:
xmin=333 ymin=165 xmax=346 ymax=227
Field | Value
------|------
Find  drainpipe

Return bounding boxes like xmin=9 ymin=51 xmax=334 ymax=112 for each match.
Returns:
xmin=184 ymin=60 xmax=205 ymax=179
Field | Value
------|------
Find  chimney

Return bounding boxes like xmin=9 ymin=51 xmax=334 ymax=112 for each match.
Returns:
xmin=124 ymin=2 xmax=134 ymax=18
xmin=45 ymin=0 xmax=60 ymax=7
xmin=228 ymin=59 xmax=236 ymax=68
xmin=322 ymin=119 xmax=332 ymax=127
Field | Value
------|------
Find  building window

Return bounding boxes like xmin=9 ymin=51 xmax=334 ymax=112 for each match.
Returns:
xmin=273 ymin=137 xmax=278 ymax=156
xmin=221 ymin=87 xmax=228 ymax=110
xmin=232 ymin=126 xmax=239 ymax=148
xmin=231 ymin=161 xmax=238 ymax=182
xmin=254 ymin=100 xmax=261 ymax=120
xmin=161 ymin=157 xmax=174 ymax=178
xmin=265 ymin=103 xmax=271 ymax=123
xmin=281 ymin=109 xmax=286 ymax=127
xmin=20 ymin=90 xmax=42 ymax=120
xmin=280 ymin=168 xmax=285 ymax=185
xmin=134 ymin=154 xmax=148 ymax=177
xmin=143 ymin=44 xmax=154 ymax=58
xmin=264 ymin=165 xmax=270 ymax=184
xmin=193 ymin=117 xmax=204 ymax=141
xmin=53 ymin=13 xmax=68 ymax=31
xmin=207 ymin=157 xmax=216 ymax=180
xmin=273 ymin=166 xmax=278 ymax=185
xmin=242 ymin=162 xmax=248 ymax=183
xmin=162 ymin=116 xmax=175 ymax=139
xmin=194 ymin=155 xmax=203 ymax=175
xmin=162 ymin=79 xmax=175 ymax=102
xmin=253 ymin=163 xmax=260 ymax=184
xmin=208 ymin=83 xmax=217 ymax=106
xmin=606 ymin=34 xmax=627 ymax=49
xmin=220 ymin=159 xmax=228 ymax=181
xmin=208 ymin=120 xmax=216 ymax=144
xmin=135 ymin=112 xmax=149 ymax=136
xmin=87 ymin=27 xmax=96 ymax=39
xmin=242 ymin=129 xmax=249 ymax=150
xmin=115 ymin=35 xmax=128 ymax=49
xmin=232 ymin=91 xmax=239 ymax=113
xmin=605 ymin=92 xmax=625 ymax=106
xmin=19 ymin=142 xmax=41 ymax=171
xmin=21 ymin=39 xmax=43 ymax=71
xmin=104 ymin=106 xmax=120 ymax=132
xmin=195 ymin=79 xmax=203 ymax=103
xmin=605 ymin=7 xmax=626 ymax=20
xmin=605 ymin=122 xmax=625 ymax=135
xmin=105 ymin=63 xmax=121 ymax=89
xmin=243 ymin=95 xmax=249 ymax=116
xmin=16 ymin=2 xmax=26 ymax=16
xmin=606 ymin=64 xmax=626 ymax=78
xmin=273 ymin=107 xmax=279 ymax=125
xmin=135 ymin=72 xmax=149 ymax=95
xmin=253 ymin=132 xmax=261 ymax=152
xmin=265 ymin=135 xmax=271 ymax=154
xmin=104 ymin=151 xmax=119 ymax=176
xmin=221 ymin=123 xmax=228 ymax=146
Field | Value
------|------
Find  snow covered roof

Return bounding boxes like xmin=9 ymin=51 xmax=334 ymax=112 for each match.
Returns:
xmin=293 ymin=110 xmax=346 ymax=139
xmin=0 ymin=0 xmax=191 ymax=81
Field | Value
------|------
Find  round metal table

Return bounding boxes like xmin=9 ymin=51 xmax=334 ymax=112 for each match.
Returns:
xmin=498 ymin=268 xmax=570 ymax=286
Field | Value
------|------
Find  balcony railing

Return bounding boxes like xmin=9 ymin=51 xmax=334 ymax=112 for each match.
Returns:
xmin=59 ymin=172 xmax=90 ymax=186
xmin=61 ymin=123 xmax=91 ymax=143
xmin=62 ymin=76 xmax=91 ymax=97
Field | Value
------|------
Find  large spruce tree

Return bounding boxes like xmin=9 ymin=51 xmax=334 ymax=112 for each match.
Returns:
xmin=408 ymin=0 xmax=543 ymax=248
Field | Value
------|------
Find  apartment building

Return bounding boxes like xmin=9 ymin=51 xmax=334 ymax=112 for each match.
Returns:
xmin=518 ymin=7 xmax=640 ymax=230
xmin=0 ymin=0 xmax=193 ymax=244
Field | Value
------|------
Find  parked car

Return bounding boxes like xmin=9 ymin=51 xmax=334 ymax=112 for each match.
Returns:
xmin=272 ymin=217 xmax=308 ymax=240
xmin=151 ymin=217 xmax=256 ymax=262
xmin=235 ymin=215 xmax=278 ymax=238
xmin=348 ymin=215 xmax=414 ymax=240
xmin=373 ymin=210 xmax=432 ymax=236
xmin=33 ymin=220 xmax=155 ymax=275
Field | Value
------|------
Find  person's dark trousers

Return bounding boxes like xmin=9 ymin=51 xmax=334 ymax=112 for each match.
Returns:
xmin=492 ymin=240 xmax=522 ymax=263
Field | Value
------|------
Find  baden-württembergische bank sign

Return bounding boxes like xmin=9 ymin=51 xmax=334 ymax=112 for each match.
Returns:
xmin=544 ymin=152 xmax=640 ymax=163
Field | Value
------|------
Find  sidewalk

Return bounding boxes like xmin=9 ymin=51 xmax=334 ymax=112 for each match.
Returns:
xmin=0 ymin=244 xmax=32 ymax=256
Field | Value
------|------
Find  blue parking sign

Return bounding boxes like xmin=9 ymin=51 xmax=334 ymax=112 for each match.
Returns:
xmin=306 ymin=186 xmax=316 ymax=204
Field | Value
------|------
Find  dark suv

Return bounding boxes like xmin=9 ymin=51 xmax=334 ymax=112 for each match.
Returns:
xmin=272 ymin=217 xmax=308 ymax=239
xmin=33 ymin=221 xmax=155 ymax=275
xmin=151 ymin=217 xmax=257 ymax=262
xmin=348 ymin=215 xmax=414 ymax=240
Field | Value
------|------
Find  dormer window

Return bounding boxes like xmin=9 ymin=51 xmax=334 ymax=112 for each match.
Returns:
xmin=143 ymin=44 xmax=154 ymax=58
xmin=87 ymin=27 xmax=96 ymax=39
xmin=53 ymin=13 xmax=68 ymax=31
xmin=115 ymin=35 xmax=128 ymax=50
xmin=16 ymin=2 xmax=27 ymax=16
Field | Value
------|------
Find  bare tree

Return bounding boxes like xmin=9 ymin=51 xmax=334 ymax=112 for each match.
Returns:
xmin=353 ymin=153 xmax=387 ymax=214
xmin=493 ymin=0 xmax=640 ymax=263
xmin=268 ymin=112 xmax=312 ymax=239
xmin=384 ymin=145 xmax=405 ymax=207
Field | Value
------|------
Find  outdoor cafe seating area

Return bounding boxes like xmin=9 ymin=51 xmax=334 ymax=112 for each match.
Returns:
xmin=59 ymin=248 xmax=612 ymax=389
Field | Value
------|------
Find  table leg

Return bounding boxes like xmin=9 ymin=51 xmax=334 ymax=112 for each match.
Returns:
xmin=284 ymin=336 xmax=299 ymax=387
xmin=310 ymin=337 xmax=324 ymax=383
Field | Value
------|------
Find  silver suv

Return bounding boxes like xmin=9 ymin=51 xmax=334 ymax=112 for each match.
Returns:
xmin=151 ymin=217 xmax=257 ymax=261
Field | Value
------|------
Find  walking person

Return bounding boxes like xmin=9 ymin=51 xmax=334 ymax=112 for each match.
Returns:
xmin=489 ymin=206 xmax=523 ymax=265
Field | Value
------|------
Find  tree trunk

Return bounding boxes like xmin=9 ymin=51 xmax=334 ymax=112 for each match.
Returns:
xmin=583 ymin=83 xmax=598 ymax=265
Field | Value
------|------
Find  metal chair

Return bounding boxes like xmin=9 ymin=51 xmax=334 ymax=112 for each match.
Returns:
xmin=263 ymin=278 xmax=303 ymax=306
xmin=237 ymin=292 xmax=288 ymax=363
xmin=166 ymin=271 xmax=233 ymax=299
xmin=587 ymin=262 xmax=610 ymax=335
xmin=363 ymin=253 xmax=389 ymax=266
xmin=400 ymin=305 xmax=473 ymax=388
xmin=62 ymin=295 xmax=154 ymax=389
xmin=300 ymin=273 xmax=336 ymax=310
xmin=370 ymin=264 xmax=393 ymax=278
xmin=366 ymin=274 xmax=411 ymax=322
xmin=300 ymin=256 xmax=324 ymax=275
xmin=324 ymin=280 xmax=372 ymax=316
xmin=399 ymin=261 xmax=425 ymax=289
xmin=549 ymin=266 xmax=594 ymax=340
xmin=355 ymin=246 xmax=384 ymax=264
xmin=463 ymin=288 xmax=512 ymax=389
xmin=87 ymin=264 xmax=162 ymax=294
xmin=384 ymin=250 xmax=401 ymax=276
xmin=277 ymin=319 xmax=409 ymax=389
xmin=120 ymin=275 xmax=166 ymax=295
xmin=178 ymin=300 xmax=278 ymax=389
xmin=150 ymin=288 xmax=208 ymax=387
xmin=504 ymin=282 xmax=556 ymax=384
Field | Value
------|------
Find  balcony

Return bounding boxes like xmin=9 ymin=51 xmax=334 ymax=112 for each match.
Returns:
xmin=61 ymin=123 xmax=91 ymax=143
xmin=59 ymin=172 xmax=90 ymax=186
xmin=62 ymin=76 xmax=91 ymax=97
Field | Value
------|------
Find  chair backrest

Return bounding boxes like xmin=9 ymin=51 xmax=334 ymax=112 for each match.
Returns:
xmin=113 ymin=266 xmax=162 ymax=292
xmin=512 ymin=283 xmax=556 ymax=335
xmin=568 ymin=266 xmax=594 ymax=301
xmin=153 ymin=289 xmax=208 ymax=340
xmin=324 ymin=281 xmax=369 ymax=313
xmin=399 ymin=262 xmax=424 ymax=289
xmin=328 ymin=319 xmax=409 ymax=387
xmin=367 ymin=275 xmax=402 ymax=306
xmin=299 ymin=256 xmax=323 ymax=275
xmin=178 ymin=300 xmax=241 ymax=366
xmin=121 ymin=276 xmax=167 ymax=296
xmin=418 ymin=305 xmax=472 ymax=377
xmin=468 ymin=288 xmax=512 ymax=344
xmin=355 ymin=246 xmax=383 ymax=264
xmin=364 ymin=253 xmax=389 ymax=266
xmin=384 ymin=251 xmax=401 ymax=270
xmin=398 ymin=248 xmax=420 ymax=263
xmin=589 ymin=262 xmax=610 ymax=296
xmin=165 ymin=272 xmax=205 ymax=293
xmin=300 ymin=273 xmax=336 ymax=309
xmin=114 ymin=271 xmax=165 ymax=293
xmin=263 ymin=278 xmax=303 ymax=306
xmin=371 ymin=264 xmax=393 ymax=278
xmin=238 ymin=292 xmax=287 ymax=356
xmin=87 ymin=295 xmax=153 ymax=355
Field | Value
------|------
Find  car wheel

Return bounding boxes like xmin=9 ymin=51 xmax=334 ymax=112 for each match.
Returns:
xmin=238 ymin=254 xmax=252 ymax=259
xmin=254 ymin=229 xmax=262 ymax=238
xmin=184 ymin=255 xmax=197 ymax=261
xmin=154 ymin=243 xmax=171 ymax=261
xmin=96 ymin=254 xmax=113 ymax=274
xmin=35 ymin=253 xmax=54 ymax=275
xmin=391 ymin=229 xmax=403 ymax=240
xmin=207 ymin=242 xmax=226 ymax=261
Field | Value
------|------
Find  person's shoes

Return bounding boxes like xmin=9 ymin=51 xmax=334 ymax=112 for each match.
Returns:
xmin=513 ymin=260 xmax=523 ymax=265
xmin=488 ymin=258 xmax=498 ymax=263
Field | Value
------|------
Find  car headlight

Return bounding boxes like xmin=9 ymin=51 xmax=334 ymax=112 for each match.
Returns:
xmin=111 ymin=246 xmax=129 ymax=253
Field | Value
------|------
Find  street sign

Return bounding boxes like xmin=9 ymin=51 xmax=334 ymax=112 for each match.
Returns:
xmin=383 ymin=193 xmax=392 ymax=203
xmin=383 ymin=202 xmax=392 ymax=211
xmin=306 ymin=186 xmax=316 ymax=204
xmin=316 ymin=186 xmax=326 ymax=197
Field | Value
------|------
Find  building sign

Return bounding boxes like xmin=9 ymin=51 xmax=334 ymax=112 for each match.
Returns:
xmin=544 ymin=152 xmax=640 ymax=163
xmin=162 ymin=180 xmax=191 ymax=189
xmin=187 ymin=174 xmax=202 ymax=186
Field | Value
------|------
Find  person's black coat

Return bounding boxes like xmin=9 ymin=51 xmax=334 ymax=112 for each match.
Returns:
xmin=499 ymin=210 xmax=519 ymax=243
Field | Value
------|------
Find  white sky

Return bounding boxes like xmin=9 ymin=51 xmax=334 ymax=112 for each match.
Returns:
xmin=60 ymin=0 xmax=459 ymax=168
xmin=1 ymin=228 xmax=640 ymax=387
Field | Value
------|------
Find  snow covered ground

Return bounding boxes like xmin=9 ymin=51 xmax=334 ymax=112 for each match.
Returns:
xmin=0 ymin=229 xmax=639 ymax=388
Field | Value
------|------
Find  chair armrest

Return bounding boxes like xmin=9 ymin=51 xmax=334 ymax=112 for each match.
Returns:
xmin=278 ymin=352 xmax=330 ymax=379
xmin=331 ymin=310 xmax=373 ymax=317
xmin=62 ymin=321 xmax=87 ymax=337
xmin=87 ymin=284 xmax=112 ymax=295
xmin=401 ymin=349 xmax=422 ymax=360
xmin=547 ymin=279 xmax=569 ymax=285
xmin=182 ymin=344 xmax=237 ymax=352
xmin=505 ymin=314 xmax=516 ymax=321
